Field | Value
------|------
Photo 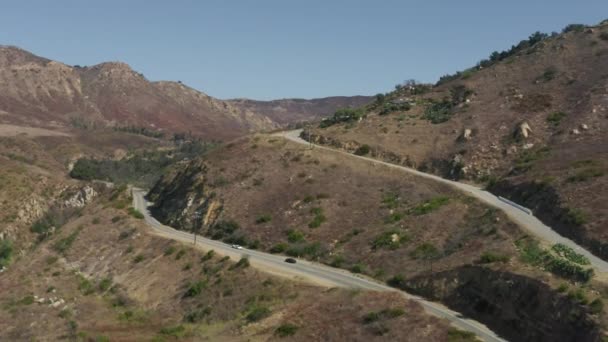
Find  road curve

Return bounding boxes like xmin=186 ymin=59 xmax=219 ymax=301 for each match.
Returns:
xmin=132 ymin=188 xmax=506 ymax=342
xmin=277 ymin=129 xmax=608 ymax=274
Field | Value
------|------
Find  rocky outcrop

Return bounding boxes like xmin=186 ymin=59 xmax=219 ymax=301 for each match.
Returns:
xmin=62 ymin=185 xmax=97 ymax=208
xmin=515 ymin=121 xmax=532 ymax=139
xmin=147 ymin=160 xmax=222 ymax=231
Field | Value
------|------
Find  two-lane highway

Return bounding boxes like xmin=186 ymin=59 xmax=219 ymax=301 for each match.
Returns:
xmin=132 ymin=188 xmax=506 ymax=342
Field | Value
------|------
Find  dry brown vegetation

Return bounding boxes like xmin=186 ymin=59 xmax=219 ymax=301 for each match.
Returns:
xmin=0 ymin=187 xmax=458 ymax=341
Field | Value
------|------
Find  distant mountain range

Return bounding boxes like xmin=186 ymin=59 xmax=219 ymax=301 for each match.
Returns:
xmin=0 ymin=46 xmax=372 ymax=140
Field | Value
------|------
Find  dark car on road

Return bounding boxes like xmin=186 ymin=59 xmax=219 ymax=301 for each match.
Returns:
xmin=284 ymin=258 xmax=297 ymax=264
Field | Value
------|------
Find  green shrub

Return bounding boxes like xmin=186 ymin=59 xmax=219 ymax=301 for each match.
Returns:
xmin=564 ymin=208 xmax=588 ymax=225
xmin=381 ymin=193 xmax=400 ymax=209
xmin=423 ymin=100 xmax=453 ymax=124
xmin=566 ymin=168 xmax=605 ymax=183
xmin=183 ymin=280 xmax=207 ymax=298
xmin=201 ymin=250 xmax=215 ymax=262
xmin=557 ymin=283 xmax=569 ymax=293
xmin=255 ymin=214 xmax=272 ymax=224
xmin=246 ymin=305 xmax=271 ymax=323
xmin=286 ymin=242 xmax=325 ymax=259
xmin=562 ymin=23 xmax=586 ymax=33
xmin=478 ymin=251 xmax=510 ymax=264
xmin=164 ymin=245 xmax=176 ymax=256
xmin=537 ymin=67 xmax=558 ymax=83
xmin=386 ymin=274 xmax=406 ymax=288
xmin=184 ymin=307 xmax=211 ymax=323
xmin=98 ymin=277 xmax=113 ymax=292
xmin=590 ymin=299 xmax=604 ymax=314
xmin=233 ymin=256 xmax=250 ymax=269
xmin=516 ymin=238 xmax=594 ymax=282
xmin=350 ymin=264 xmax=365 ymax=274
xmin=208 ymin=220 xmax=240 ymax=239
xmin=270 ymin=243 xmax=288 ymax=254
xmin=410 ymin=243 xmax=439 ymax=260
xmin=159 ymin=324 xmax=187 ymax=337
xmin=354 ymin=145 xmax=371 ymax=156
xmin=551 ymin=243 xmax=590 ymax=265
xmin=0 ymin=239 xmax=13 ymax=267
xmin=447 ymin=328 xmax=477 ymax=341
xmin=175 ymin=249 xmax=186 ymax=260
xmin=409 ymin=197 xmax=450 ymax=215
xmin=53 ymin=229 xmax=81 ymax=254
xmin=275 ymin=323 xmax=299 ymax=337
xmin=308 ymin=207 xmax=326 ymax=228
xmin=127 ymin=207 xmax=144 ymax=219
xmin=133 ymin=254 xmax=145 ymax=263
xmin=78 ymin=276 xmax=94 ymax=295
xmin=379 ymin=102 xmax=411 ymax=115
xmin=546 ymin=111 xmax=567 ymax=126
xmin=600 ymin=32 xmax=608 ymax=41
xmin=287 ymin=230 xmax=305 ymax=243
xmin=319 ymin=108 xmax=365 ymax=128
xmin=362 ymin=311 xmax=380 ymax=324
xmin=372 ymin=230 xmax=407 ymax=250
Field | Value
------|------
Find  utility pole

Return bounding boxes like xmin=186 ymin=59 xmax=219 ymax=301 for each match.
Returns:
xmin=192 ymin=210 xmax=202 ymax=246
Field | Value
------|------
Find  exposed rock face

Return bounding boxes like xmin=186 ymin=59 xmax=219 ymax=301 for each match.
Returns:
xmin=62 ymin=185 xmax=97 ymax=208
xmin=462 ymin=128 xmax=473 ymax=140
xmin=516 ymin=121 xmax=532 ymax=139
xmin=147 ymin=160 xmax=222 ymax=230
xmin=17 ymin=196 xmax=47 ymax=224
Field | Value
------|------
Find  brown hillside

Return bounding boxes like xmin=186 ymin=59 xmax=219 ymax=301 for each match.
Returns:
xmin=305 ymin=21 xmax=608 ymax=262
xmin=146 ymin=134 xmax=606 ymax=342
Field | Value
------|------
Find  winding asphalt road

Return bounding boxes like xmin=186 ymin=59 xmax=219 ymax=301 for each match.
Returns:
xmin=132 ymin=189 xmax=506 ymax=342
xmin=277 ymin=129 xmax=608 ymax=274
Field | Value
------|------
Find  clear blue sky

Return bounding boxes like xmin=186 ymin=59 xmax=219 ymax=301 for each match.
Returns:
xmin=1 ymin=1 xmax=606 ymax=100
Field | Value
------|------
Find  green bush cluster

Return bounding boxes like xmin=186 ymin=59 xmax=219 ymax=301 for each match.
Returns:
xmin=409 ymin=197 xmax=450 ymax=215
xmin=423 ymin=99 xmax=453 ymax=124
xmin=53 ymin=228 xmax=81 ymax=255
xmin=379 ymin=102 xmax=411 ymax=116
xmin=113 ymin=125 xmax=164 ymax=138
xmin=184 ymin=307 xmax=211 ymax=323
xmin=566 ymin=168 xmax=605 ymax=183
xmin=546 ymin=111 xmax=566 ymax=126
xmin=319 ymin=108 xmax=365 ymax=128
xmin=362 ymin=307 xmax=405 ymax=324
xmin=551 ymin=243 xmax=590 ymax=265
xmin=128 ymin=207 xmax=144 ymax=219
xmin=308 ymin=207 xmax=326 ymax=228
xmin=183 ymin=280 xmax=207 ymax=298
xmin=410 ymin=243 xmax=440 ymax=260
xmin=439 ymin=31 xmax=550 ymax=85
xmin=517 ymin=239 xmax=594 ymax=282
xmin=255 ymin=214 xmax=272 ymax=224
xmin=478 ymin=251 xmax=510 ymax=264
xmin=287 ymin=229 xmax=305 ymax=243
xmin=70 ymin=140 xmax=216 ymax=187
xmin=354 ymin=144 xmax=371 ymax=156
xmin=275 ymin=323 xmax=299 ymax=337
xmin=286 ymin=242 xmax=326 ymax=260
xmin=0 ymin=240 xmax=13 ymax=268
xmin=245 ymin=305 xmax=271 ymax=323
xmin=371 ymin=230 xmax=407 ymax=250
